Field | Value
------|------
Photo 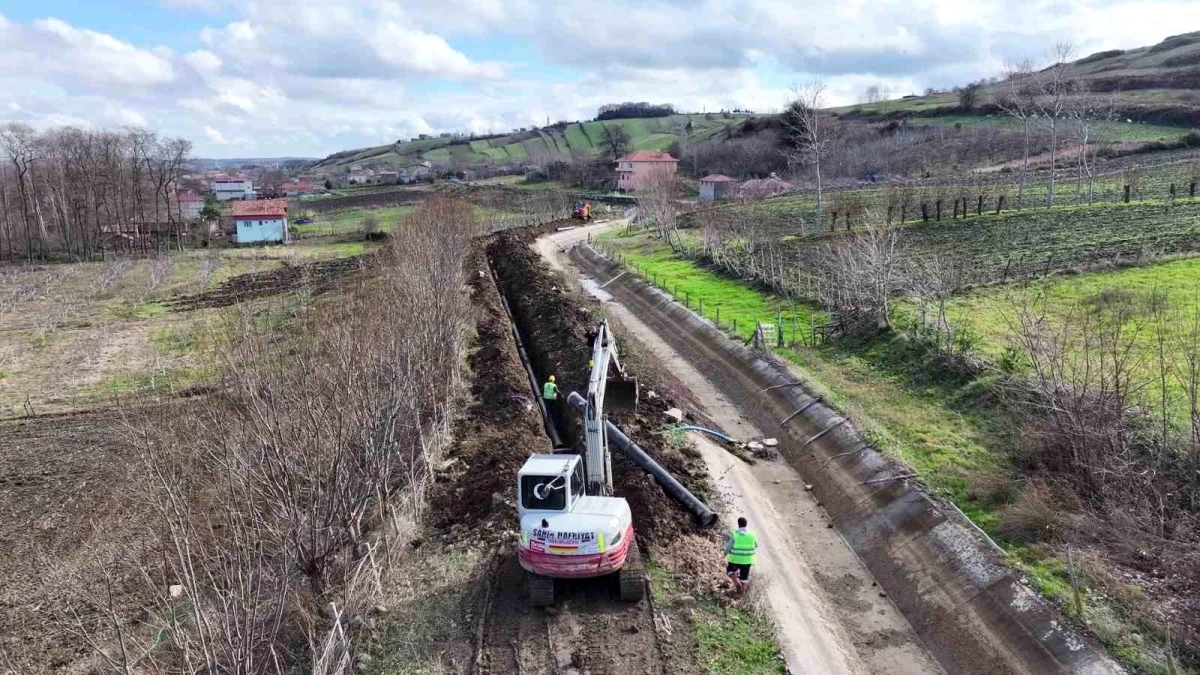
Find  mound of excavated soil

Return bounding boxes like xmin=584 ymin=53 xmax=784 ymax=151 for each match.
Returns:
xmin=166 ymin=256 xmax=367 ymax=311
xmin=487 ymin=230 xmax=713 ymax=545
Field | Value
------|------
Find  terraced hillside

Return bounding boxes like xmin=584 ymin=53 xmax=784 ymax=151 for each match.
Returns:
xmin=311 ymin=114 xmax=746 ymax=171
xmin=834 ymin=31 xmax=1200 ymax=132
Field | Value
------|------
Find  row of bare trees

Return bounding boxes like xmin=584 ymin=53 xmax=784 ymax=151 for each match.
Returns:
xmin=0 ymin=123 xmax=192 ymax=262
xmin=58 ymin=198 xmax=479 ymax=672
xmin=998 ymin=43 xmax=1122 ymax=209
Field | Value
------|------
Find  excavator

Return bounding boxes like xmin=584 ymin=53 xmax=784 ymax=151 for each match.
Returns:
xmin=516 ymin=320 xmax=644 ymax=605
xmin=571 ymin=201 xmax=593 ymax=221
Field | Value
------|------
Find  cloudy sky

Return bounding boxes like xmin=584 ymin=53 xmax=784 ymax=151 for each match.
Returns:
xmin=1 ymin=0 xmax=1197 ymax=158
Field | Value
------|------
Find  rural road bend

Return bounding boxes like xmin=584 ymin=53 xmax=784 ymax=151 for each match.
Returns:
xmin=535 ymin=223 xmax=944 ymax=675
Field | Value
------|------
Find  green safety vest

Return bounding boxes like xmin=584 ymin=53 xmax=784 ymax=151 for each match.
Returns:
xmin=727 ymin=529 xmax=756 ymax=565
xmin=542 ymin=381 xmax=559 ymax=400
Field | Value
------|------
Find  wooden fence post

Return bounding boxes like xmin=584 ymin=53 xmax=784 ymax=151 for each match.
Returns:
xmin=776 ymin=310 xmax=783 ymax=348
xmin=953 ymin=200 xmax=959 ymax=219
xmin=716 ymin=306 xmax=720 ymax=327
xmin=685 ymin=291 xmax=689 ymax=308
xmin=936 ymin=199 xmax=942 ymax=221
xmin=886 ymin=205 xmax=894 ymax=224
xmin=1067 ymin=544 xmax=1084 ymax=618
xmin=900 ymin=205 xmax=907 ymax=223
xmin=977 ymin=195 xmax=984 ymax=216
xmin=1124 ymin=185 xmax=1131 ymax=203
xmin=921 ymin=203 xmax=929 ymax=222
xmin=1191 ymin=181 xmax=1196 ymax=198
xmin=996 ymin=195 xmax=1005 ymax=214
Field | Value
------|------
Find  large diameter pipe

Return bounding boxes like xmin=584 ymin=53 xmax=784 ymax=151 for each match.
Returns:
xmin=568 ymin=392 xmax=719 ymax=528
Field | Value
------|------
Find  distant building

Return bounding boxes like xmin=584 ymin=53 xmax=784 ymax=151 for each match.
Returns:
xmin=614 ymin=151 xmax=678 ymax=191
xmin=212 ymin=178 xmax=254 ymax=201
xmin=401 ymin=162 xmax=432 ymax=183
xmin=177 ymin=191 xmax=204 ymax=219
xmin=231 ymin=199 xmax=289 ymax=244
xmin=282 ymin=182 xmax=316 ymax=197
xmin=698 ymin=174 xmax=736 ymax=202
xmin=738 ymin=175 xmax=794 ymax=200
xmin=377 ymin=169 xmax=399 ymax=183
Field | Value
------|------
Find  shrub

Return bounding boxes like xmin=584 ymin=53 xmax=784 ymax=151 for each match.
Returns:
xmin=996 ymin=482 xmax=1061 ymax=542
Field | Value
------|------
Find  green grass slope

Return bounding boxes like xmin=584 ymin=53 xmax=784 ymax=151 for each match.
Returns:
xmin=311 ymin=114 xmax=746 ymax=171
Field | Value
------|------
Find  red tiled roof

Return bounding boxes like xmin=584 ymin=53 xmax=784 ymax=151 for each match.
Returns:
xmin=699 ymin=174 xmax=734 ymax=182
xmin=616 ymin=151 xmax=678 ymax=163
xmin=230 ymin=199 xmax=288 ymax=218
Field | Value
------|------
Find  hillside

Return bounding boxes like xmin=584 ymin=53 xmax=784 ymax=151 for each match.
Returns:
xmin=835 ymin=31 xmax=1200 ymax=133
xmin=310 ymin=114 xmax=745 ymax=171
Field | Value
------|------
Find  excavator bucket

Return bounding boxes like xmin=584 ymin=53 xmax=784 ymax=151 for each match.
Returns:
xmin=605 ymin=374 xmax=638 ymax=413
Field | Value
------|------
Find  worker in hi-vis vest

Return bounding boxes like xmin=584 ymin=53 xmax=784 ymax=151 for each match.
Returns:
xmin=542 ymin=375 xmax=561 ymax=433
xmin=724 ymin=516 xmax=758 ymax=595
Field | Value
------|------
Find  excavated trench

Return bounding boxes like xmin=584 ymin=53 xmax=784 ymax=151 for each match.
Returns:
xmin=485 ymin=228 xmax=714 ymax=544
xmin=458 ymin=229 xmax=725 ymax=675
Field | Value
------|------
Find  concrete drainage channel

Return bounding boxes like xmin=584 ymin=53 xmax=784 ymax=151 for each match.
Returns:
xmin=570 ymin=243 xmax=1124 ymax=675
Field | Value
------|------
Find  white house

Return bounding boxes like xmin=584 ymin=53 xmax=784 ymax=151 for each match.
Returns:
xmin=212 ymin=178 xmax=254 ymax=201
xmin=231 ymin=199 xmax=289 ymax=244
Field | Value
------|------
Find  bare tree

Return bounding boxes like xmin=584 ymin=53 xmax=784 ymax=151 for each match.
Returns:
xmin=1067 ymin=83 xmax=1114 ymax=205
xmin=1035 ymin=43 xmax=1078 ymax=208
xmin=602 ymin=124 xmax=631 ymax=160
xmin=782 ymin=81 xmax=832 ymax=234
xmin=997 ymin=60 xmax=1038 ymax=210
xmin=640 ymin=170 xmax=683 ymax=251
xmin=808 ymin=213 xmax=902 ymax=332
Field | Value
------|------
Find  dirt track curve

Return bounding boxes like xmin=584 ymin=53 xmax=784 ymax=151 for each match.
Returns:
xmin=536 ymin=222 xmax=943 ymax=675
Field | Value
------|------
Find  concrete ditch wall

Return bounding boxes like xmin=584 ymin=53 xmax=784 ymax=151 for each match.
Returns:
xmin=571 ymin=243 xmax=1123 ymax=675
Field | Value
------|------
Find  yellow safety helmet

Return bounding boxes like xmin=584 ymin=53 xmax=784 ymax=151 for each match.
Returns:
xmin=548 ymin=375 xmax=556 ymax=382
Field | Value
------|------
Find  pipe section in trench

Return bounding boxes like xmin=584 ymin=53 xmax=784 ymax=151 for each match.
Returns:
xmin=567 ymin=391 xmax=720 ymax=528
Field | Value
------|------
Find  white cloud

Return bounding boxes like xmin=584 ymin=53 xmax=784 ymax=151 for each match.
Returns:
xmin=203 ymin=125 xmax=230 ymax=144
xmin=185 ymin=50 xmax=222 ymax=74
xmin=1 ymin=1 xmax=1198 ymax=158
xmin=30 ymin=18 xmax=175 ymax=87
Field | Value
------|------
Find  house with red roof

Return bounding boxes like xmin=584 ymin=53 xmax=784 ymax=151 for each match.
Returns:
xmin=230 ymin=199 xmax=289 ymax=244
xmin=177 ymin=191 xmax=204 ymax=220
xmin=698 ymin=174 xmax=736 ymax=202
xmin=614 ymin=151 xmax=678 ymax=191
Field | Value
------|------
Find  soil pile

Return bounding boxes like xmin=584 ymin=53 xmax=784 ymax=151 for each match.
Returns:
xmin=167 ymin=255 xmax=367 ymax=311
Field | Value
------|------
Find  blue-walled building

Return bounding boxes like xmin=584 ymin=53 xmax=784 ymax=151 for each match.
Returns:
xmin=231 ymin=199 xmax=289 ymax=244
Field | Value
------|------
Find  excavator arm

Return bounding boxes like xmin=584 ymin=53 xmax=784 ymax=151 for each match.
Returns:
xmin=582 ymin=320 xmax=637 ymax=496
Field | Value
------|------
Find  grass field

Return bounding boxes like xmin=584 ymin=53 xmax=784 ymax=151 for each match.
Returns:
xmin=312 ymin=114 xmax=747 ymax=172
xmin=952 ymin=255 xmax=1200 ymax=417
xmin=905 ymin=114 xmax=1197 ymax=143
xmin=292 ymin=205 xmax=414 ymax=237
xmin=0 ymin=240 xmax=373 ymax=416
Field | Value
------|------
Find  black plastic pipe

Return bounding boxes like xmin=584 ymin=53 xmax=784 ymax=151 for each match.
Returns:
xmin=568 ymin=392 xmax=719 ymax=528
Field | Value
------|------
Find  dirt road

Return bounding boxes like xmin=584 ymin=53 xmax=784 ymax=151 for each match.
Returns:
xmin=536 ymin=222 xmax=943 ymax=675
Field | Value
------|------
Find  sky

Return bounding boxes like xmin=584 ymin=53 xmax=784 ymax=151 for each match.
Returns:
xmin=1 ymin=0 xmax=1197 ymax=159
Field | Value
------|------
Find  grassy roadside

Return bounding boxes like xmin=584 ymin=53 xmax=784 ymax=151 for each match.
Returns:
xmin=597 ymin=228 xmax=1191 ymax=674
xmin=647 ymin=561 xmax=786 ymax=675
